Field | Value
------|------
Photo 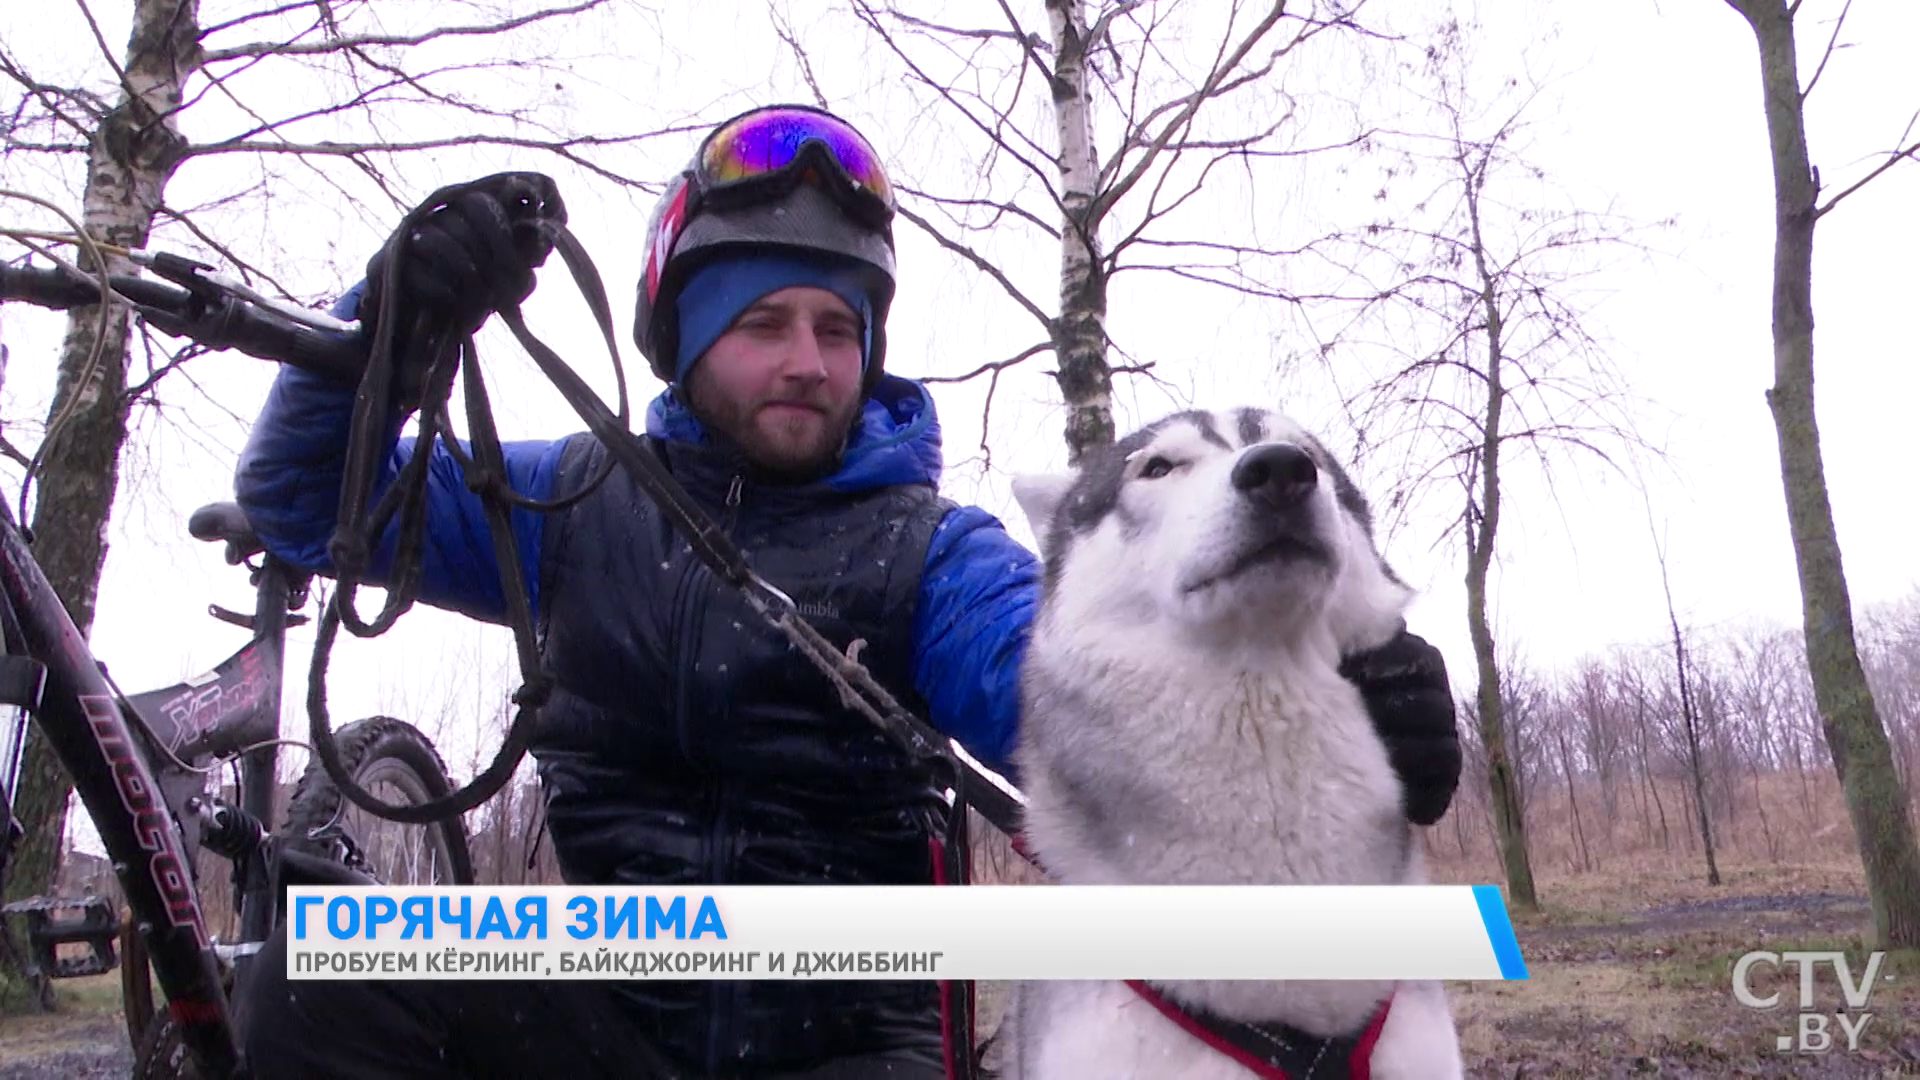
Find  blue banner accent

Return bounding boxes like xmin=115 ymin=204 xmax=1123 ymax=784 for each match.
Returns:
xmin=1471 ymin=884 xmax=1529 ymax=979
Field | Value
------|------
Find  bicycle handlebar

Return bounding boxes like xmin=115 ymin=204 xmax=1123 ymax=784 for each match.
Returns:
xmin=0 ymin=263 xmax=366 ymax=384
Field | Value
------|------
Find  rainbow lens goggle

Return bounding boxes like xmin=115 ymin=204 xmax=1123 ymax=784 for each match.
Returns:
xmin=692 ymin=105 xmax=896 ymax=230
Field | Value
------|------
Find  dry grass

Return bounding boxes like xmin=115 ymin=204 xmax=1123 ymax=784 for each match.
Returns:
xmin=1430 ymin=848 xmax=1869 ymax=918
xmin=969 ymin=810 xmax=1920 ymax=1077
xmin=1443 ymin=855 xmax=1919 ymax=1076
xmin=0 ymin=972 xmax=129 ymax=1076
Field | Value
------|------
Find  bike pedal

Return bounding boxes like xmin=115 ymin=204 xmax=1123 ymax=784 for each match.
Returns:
xmin=2 ymin=893 xmax=121 ymax=979
xmin=0 ymin=655 xmax=46 ymax=710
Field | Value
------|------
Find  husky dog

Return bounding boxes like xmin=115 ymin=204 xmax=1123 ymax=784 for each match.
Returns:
xmin=998 ymin=408 xmax=1463 ymax=1080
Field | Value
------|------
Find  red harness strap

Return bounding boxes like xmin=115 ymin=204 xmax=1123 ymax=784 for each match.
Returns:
xmin=1124 ymin=981 xmax=1393 ymax=1080
xmin=928 ymin=831 xmax=973 ymax=1080
xmin=1001 ymin=835 xmax=1394 ymax=1077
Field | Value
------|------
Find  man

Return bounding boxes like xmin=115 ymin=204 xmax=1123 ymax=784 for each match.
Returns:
xmin=230 ymin=105 xmax=1463 ymax=1079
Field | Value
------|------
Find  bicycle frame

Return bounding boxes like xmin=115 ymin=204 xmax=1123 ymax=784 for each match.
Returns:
xmin=124 ymin=548 xmax=301 ymax=957
xmin=0 ymin=255 xmax=456 ymax=1078
xmin=0 ymin=499 xmax=238 ymax=1073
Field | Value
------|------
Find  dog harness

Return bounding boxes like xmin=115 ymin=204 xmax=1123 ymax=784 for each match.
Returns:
xmin=989 ymin=841 xmax=1395 ymax=1080
xmin=1124 ymin=981 xmax=1393 ymax=1080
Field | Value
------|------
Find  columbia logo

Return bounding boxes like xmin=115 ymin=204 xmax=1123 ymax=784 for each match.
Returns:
xmin=794 ymin=600 xmax=840 ymax=620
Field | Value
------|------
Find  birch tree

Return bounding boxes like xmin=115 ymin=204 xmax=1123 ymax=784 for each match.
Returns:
xmin=1719 ymin=0 xmax=1920 ymax=947
xmin=821 ymin=0 xmax=1377 ymax=464
xmin=0 ymin=0 xmax=675 ymax=932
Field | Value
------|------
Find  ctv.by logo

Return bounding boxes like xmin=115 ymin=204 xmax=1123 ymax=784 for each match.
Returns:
xmin=1732 ymin=950 xmax=1889 ymax=1054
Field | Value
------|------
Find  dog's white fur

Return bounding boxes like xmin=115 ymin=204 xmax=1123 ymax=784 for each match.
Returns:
xmin=997 ymin=408 xmax=1464 ymax=1080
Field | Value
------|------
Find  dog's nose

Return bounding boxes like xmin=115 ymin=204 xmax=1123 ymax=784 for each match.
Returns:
xmin=1232 ymin=443 xmax=1317 ymax=507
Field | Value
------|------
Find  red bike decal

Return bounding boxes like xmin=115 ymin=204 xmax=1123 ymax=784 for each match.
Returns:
xmin=149 ymin=644 xmax=269 ymax=754
xmin=82 ymin=693 xmax=208 ymax=947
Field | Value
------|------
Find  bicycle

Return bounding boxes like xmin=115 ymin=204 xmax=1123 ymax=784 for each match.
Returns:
xmin=0 ymin=257 xmax=475 ymax=1078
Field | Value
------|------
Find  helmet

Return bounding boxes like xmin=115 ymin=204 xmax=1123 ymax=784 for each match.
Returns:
xmin=633 ymin=105 xmax=899 ymax=391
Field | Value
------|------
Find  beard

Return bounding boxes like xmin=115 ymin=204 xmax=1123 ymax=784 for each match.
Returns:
xmin=683 ymin=376 xmax=864 ymax=483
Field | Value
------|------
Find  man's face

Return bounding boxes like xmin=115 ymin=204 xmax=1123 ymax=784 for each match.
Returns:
xmin=683 ymin=286 xmax=866 ymax=481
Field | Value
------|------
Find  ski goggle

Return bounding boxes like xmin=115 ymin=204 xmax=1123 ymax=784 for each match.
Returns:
xmin=692 ymin=105 xmax=896 ymax=229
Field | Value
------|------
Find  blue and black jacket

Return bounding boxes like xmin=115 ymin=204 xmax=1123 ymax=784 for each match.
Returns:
xmin=235 ymin=314 xmax=1039 ymax=1074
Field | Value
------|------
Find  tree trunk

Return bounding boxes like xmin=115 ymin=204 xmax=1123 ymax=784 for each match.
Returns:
xmin=1460 ymin=162 xmax=1537 ymax=910
xmin=1751 ymin=757 xmax=1779 ymax=861
xmin=1626 ymin=721 xmax=1652 ymax=846
xmin=1581 ymin=676 xmax=1620 ymax=829
xmin=1727 ymin=0 xmax=1920 ymax=947
xmin=1674 ymin=643 xmax=1721 ymax=886
xmin=3 ymin=0 xmax=200 ymax=922
xmin=1556 ymin=728 xmax=1591 ymax=873
xmin=1793 ymin=725 xmax=1814 ymax=820
xmin=1652 ymin=527 xmax=1720 ymax=884
xmin=1451 ymin=789 xmax=1472 ymax=860
xmin=1634 ymin=691 xmax=1672 ymax=851
xmin=1044 ymin=0 xmax=1114 ymax=464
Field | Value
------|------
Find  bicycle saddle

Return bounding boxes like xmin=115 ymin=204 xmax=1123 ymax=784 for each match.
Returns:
xmin=188 ymin=501 xmax=266 ymax=564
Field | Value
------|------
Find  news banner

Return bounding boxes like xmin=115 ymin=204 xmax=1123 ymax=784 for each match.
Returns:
xmin=288 ymin=885 xmax=1529 ymax=982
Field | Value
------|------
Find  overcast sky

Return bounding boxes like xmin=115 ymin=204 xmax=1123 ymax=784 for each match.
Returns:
xmin=3 ymin=0 xmax=1917 ymax=851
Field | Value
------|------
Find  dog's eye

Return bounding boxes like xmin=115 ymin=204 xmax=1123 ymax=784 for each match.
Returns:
xmin=1137 ymin=456 xmax=1177 ymax=480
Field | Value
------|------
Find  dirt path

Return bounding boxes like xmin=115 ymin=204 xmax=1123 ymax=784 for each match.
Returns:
xmin=0 ymin=984 xmax=129 ymax=1079
xmin=975 ymin=886 xmax=1919 ymax=1078
xmin=1459 ymin=891 xmax=1919 ymax=1077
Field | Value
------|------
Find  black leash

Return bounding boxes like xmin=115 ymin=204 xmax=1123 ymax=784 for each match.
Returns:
xmin=308 ymin=176 xmax=1026 ymax=841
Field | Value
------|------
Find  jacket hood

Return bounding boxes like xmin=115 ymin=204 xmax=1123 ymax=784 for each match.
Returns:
xmin=643 ymin=373 xmax=943 ymax=493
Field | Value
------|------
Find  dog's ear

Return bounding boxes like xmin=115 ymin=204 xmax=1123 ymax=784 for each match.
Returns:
xmin=1010 ymin=473 xmax=1074 ymax=536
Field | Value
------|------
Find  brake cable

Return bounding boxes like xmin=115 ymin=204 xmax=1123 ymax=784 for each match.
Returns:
xmin=0 ymin=191 xmax=123 ymax=526
xmin=308 ymin=175 xmax=1025 ymax=838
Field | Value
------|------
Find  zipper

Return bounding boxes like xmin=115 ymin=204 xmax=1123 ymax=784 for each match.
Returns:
xmin=723 ymin=473 xmax=745 ymax=531
xmin=708 ymin=468 xmax=746 ymax=1073
xmin=703 ymin=775 xmax=735 ymax=1074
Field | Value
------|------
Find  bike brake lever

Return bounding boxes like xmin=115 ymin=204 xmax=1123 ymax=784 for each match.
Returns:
xmin=142 ymin=251 xmax=222 ymax=301
xmin=208 ymin=605 xmax=252 ymax=631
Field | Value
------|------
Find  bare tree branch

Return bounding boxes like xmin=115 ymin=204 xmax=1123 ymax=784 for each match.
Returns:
xmin=1085 ymin=0 xmax=1150 ymax=58
xmin=2 ymin=140 xmax=89 ymax=153
xmin=888 ymin=8 xmax=1047 ymax=51
xmin=0 ymin=433 xmax=31 ymax=472
xmin=773 ymin=5 xmax=831 ymax=110
xmin=897 ymin=184 xmax=1060 ymax=238
xmin=920 ymin=341 xmax=1051 ymax=384
xmin=1095 ymin=2 xmax=1295 ymax=220
xmin=1817 ymin=129 xmax=1920 ymax=217
xmin=851 ymin=0 xmax=1064 ymax=201
xmin=336 ymin=50 xmax=550 ymax=128
xmin=123 ymin=328 xmax=205 ymax=405
xmin=1800 ymin=0 xmax=1852 ymax=103
xmin=895 ymin=202 xmax=1053 ymax=329
xmin=183 ymin=51 xmax=420 ymax=216
xmin=196 ymin=1 xmax=316 ymax=41
xmin=0 ymin=50 xmax=107 ymax=138
xmin=70 ymin=0 xmax=142 ymax=108
xmin=154 ymin=203 xmax=301 ymax=299
xmin=200 ymin=0 xmax=610 ymax=64
xmin=986 ymin=0 xmax=1059 ymax=84
xmin=184 ymin=129 xmax=689 ymax=189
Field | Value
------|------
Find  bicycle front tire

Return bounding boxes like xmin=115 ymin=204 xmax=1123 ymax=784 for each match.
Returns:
xmin=279 ymin=715 xmax=475 ymax=886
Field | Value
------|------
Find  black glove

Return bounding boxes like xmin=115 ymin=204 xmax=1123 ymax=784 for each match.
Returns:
xmin=1341 ymin=628 xmax=1463 ymax=827
xmin=358 ymin=172 xmax=566 ymax=402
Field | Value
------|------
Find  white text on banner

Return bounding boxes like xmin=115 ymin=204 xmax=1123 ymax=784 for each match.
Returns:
xmin=283 ymin=884 xmax=1529 ymax=982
